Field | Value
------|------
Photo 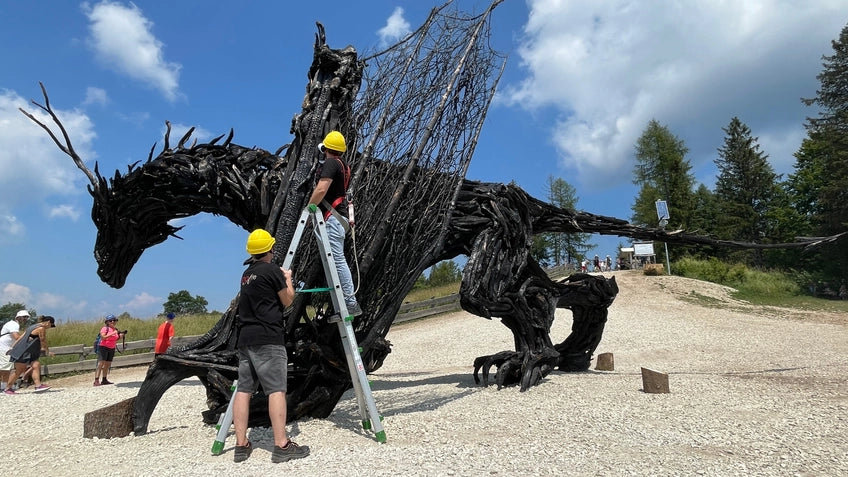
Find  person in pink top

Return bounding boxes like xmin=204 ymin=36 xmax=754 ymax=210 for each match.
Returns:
xmin=93 ymin=314 xmax=125 ymax=386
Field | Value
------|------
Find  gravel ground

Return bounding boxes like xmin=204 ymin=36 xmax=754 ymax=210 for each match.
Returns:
xmin=3 ymin=271 xmax=846 ymax=476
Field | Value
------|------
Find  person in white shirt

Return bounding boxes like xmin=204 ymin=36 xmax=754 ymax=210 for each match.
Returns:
xmin=0 ymin=310 xmax=30 ymax=390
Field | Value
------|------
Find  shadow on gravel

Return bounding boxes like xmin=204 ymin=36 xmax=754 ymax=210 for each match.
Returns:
xmin=114 ymin=379 xmax=204 ymax=390
xmin=371 ymin=371 xmax=477 ymax=391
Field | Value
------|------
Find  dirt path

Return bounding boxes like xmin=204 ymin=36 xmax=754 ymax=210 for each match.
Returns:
xmin=5 ymin=271 xmax=847 ymax=476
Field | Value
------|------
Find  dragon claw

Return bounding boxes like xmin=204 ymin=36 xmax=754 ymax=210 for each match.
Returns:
xmin=473 ymin=348 xmax=559 ymax=391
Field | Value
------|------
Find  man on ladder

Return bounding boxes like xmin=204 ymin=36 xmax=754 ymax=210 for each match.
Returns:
xmin=308 ymin=130 xmax=362 ymax=316
xmin=232 ymin=229 xmax=310 ymax=463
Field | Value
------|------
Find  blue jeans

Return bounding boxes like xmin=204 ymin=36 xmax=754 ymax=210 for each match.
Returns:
xmin=318 ymin=215 xmax=357 ymax=305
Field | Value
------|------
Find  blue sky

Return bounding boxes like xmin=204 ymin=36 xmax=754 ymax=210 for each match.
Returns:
xmin=1 ymin=1 xmax=845 ymax=322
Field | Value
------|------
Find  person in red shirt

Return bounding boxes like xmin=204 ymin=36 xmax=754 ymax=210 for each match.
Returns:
xmin=155 ymin=313 xmax=176 ymax=356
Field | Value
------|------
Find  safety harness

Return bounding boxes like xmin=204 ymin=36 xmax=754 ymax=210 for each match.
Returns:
xmin=320 ymin=156 xmax=352 ymax=234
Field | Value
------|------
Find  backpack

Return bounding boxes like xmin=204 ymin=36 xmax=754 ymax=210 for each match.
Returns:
xmin=93 ymin=333 xmax=101 ymax=353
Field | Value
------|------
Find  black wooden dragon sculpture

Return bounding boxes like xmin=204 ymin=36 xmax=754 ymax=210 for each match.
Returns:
xmin=21 ymin=3 xmax=843 ymax=435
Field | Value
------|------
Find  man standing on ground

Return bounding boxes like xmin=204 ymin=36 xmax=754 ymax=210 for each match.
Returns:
xmin=232 ymin=228 xmax=310 ymax=463
xmin=308 ymin=130 xmax=362 ymax=316
xmin=0 ymin=310 xmax=30 ymax=391
xmin=154 ymin=313 xmax=176 ymax=356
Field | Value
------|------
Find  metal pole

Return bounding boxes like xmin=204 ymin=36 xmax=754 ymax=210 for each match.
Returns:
xmin=655 ymin=200 xmax=672 ymax=275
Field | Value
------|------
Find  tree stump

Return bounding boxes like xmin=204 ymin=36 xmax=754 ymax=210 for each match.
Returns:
xmin=643 ymin=264 xmax=665 ymax=275
xmin=595 ymin=352 xmax=614 ymax=371
xmin=640 ymin=367 xmax=669 ymax=393
xmin=84 ymin=397 xmax=135 ymax=438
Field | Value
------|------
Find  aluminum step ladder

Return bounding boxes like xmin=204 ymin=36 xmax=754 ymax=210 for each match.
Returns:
xmin=212 ymin=204 xmax=385 ymax=455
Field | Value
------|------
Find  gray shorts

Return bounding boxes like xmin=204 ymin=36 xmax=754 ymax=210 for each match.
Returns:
xmin=237 ymin=344 xmax=288 ymax=395
xmin=0 ymin=353 xmax=13 ymax=371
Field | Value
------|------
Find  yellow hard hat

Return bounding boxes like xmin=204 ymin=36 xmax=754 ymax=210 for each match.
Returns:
xmin=246 ymin=229 xmax=275 ymax=255
xmin=321 ymin=130 xmax=347 ymax=153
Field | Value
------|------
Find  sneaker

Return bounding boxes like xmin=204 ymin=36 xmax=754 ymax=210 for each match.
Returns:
xmin=233 ymin=441 xmax=253 ymax=463
xmin=3 ymin=389 xmax=16 ymax=395
xmin=93 ymin=379 xmax=101 ymax=387
xmin=34 ymin=385 xmax=51 ymax=392
xmin=100 ymin=379 xmax=113 ymax=385
xmin=271 ymin=440 xmax=310 ymax=463
xmin=347 ymin=302 xmax=363 ymax=317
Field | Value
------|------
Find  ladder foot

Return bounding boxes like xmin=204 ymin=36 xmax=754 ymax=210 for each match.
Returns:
xmin=211 ymin=440 xmax=225 ymax=455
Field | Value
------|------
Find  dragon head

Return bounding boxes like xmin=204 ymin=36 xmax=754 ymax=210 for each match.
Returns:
xmin=19 ymin=87 xmax=186 ymax=289
xmin=88 ymin=176 xmax=181 ymax=288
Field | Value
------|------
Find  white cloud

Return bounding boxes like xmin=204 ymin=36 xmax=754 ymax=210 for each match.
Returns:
xmin=82 ymin=86 xmax=109 ymax=107
xmin=121 ymin=292 xmax=161 ymax=312
xmin=0 ymin=213 xmax=25 ymax=239
xmin=116 ymin=110 xmax=150 ymax=126
xmin=378 ymin=7 xmax=411 ymax=46
xmin=48 ymin=204 xmax=81 ymax=221
xmin=0 ymin=90 xmax=95 ymax=222
xmin=34 ymin=292 xmax=88 ymax=318
xmin=84 ymin=1 xmax=182 ymax=102
xmin=1 ymin=283 xmax=32 ymax=304
xmin=505 ymin=0 xmax=846 ymax=187
xmin=163 ymin=122 xmax=212 ymax=146
xmin=0 ymin=283 xmax=88 ymax=322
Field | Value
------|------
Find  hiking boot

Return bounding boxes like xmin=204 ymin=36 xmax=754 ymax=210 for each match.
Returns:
xmin=93 ymin=378 xmax=101 ymax=387
xmin=34 ymin=385 xmax=51 ymax=392
xmin=347 ymin=302 xmax=363 ymax=317
xmin=233 ymin=441 xmax=253 ymax=463
xmin=271 ymin=440 xmax=310 ymax=463
xmin=3 ymin=389 xmax=16 ymax=395
xmin=101 ymin=378 xmax=113 ymax=385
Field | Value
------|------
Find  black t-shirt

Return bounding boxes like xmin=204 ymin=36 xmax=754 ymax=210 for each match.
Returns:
xmin=238 ymin=261 xmax=288 ymax=347
xmin=316 ymin=156 xmax=349 ymax=217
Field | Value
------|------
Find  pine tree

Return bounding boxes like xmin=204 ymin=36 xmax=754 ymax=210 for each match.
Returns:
xmin=685 ymin=184 xmax=719 ymax=260
xmin=789 ymin=22 xmax=848 ymax=282
xmin=631 ymin=120 xmax=695 ymax=229
xmin=536 ymin=176 xmax=594 ymax=267
xmin=631 ymin=120 xmax=696 ymax=264
xmin=713 ymin=117 xmax=780 ymax=265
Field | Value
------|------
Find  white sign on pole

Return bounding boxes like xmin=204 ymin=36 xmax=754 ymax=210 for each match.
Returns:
xmin=633 ymin=242 xmax=655 ymax=256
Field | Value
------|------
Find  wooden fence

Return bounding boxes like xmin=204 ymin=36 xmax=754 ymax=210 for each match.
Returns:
xmin=41 ymin=294 xmax=461 ymax=377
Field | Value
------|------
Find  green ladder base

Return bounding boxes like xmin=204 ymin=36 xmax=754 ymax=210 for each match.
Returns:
xmin=211 ymin=440 xmax=225 ymax=455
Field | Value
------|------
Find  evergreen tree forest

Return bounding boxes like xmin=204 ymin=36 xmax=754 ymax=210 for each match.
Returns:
xmin=626 ymin=23 xmax=848 ymax=291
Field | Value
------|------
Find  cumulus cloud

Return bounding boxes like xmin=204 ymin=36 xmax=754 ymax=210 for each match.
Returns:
xmin=1 ymin=282 xmax=32 ymax=304
xmin=84 ymin=1 xmax=182 ymax=102
xmin=48 ymin=204 xmax=81 ymax=221
xmin=504 ymin=0 xmax=846 ymax=188
xmin=34 ymin=292 xmax=88 ymax=319
xmin=0 ymin=90 xmax=95 ymax=217
xmin=0 ymin=213 xmax=25 ymax=239
xmin=82 ymin=86 xmax=109 ymax=107
xmin=121 ymin=292 xmax=161 ymax=312
xmin=163 ymin=122 xmax=212 ymax=145
xmin=378 ymin=7 xmax=411 ymax=46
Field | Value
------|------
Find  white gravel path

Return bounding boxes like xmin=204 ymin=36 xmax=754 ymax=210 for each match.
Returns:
xmin=3 ymin=271 xmax=846 ymax=476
